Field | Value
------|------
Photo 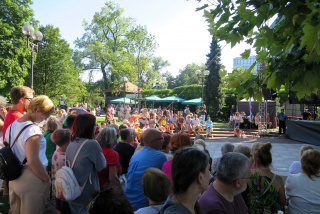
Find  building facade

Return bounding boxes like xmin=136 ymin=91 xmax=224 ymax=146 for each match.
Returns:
xmin=233 ymin=55 xmax=258 ymax=72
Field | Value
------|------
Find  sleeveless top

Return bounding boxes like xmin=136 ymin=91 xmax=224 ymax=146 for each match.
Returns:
xmin=247 ymin=171 xmax=282 ymax=214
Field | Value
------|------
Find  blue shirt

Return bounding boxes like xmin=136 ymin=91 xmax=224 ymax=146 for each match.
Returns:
xmin=277 ymin=112 xmax=287 ymax=121
xmin=125 ymin=146 xmax=167 ymax=210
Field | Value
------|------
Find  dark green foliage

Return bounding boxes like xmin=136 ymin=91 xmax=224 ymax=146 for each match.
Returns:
xmin=0 ymin=0 xmax=35 ymax=97
xmin=29 ymin=25 xmax=86 ymax=101
xmin=141 ymin=85 xmax=202 ymax=100
xmin=141 ymin=89 xmax=172 ymax=98
xmin=200 ymin=0 xmax=320 ymax=100
xmin=220 ymin=94 xmax=237 ymax=121
xmin=204 ymin=35 xmax=225 ymax=121
xmin=171 ymin=85 xmax=202 ymax=100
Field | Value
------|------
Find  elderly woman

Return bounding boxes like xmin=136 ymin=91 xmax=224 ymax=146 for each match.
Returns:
xmin=44 ymin=116 xmax=60 ymax=172
xmin=5 ymin=95 xmax=55 ymax=214
xmin=162 ymin=132 xmax=192 ymax=182
xmin=285 ymin=149 xmax=320 ymax=213
xmin=66 ymin=114 xmax=106 ymax=214
xmin=289 ymin=145 xmax=314 ymax=174
xmin=247 ymin=143 xmax=286 ymax=214
xmin=211 ymin=143 xmax=235 ymax=176
xmin=97 ymin=127 xmax=122 ymax=190
xmin=159 ymin=147 xmax=210 ymax=214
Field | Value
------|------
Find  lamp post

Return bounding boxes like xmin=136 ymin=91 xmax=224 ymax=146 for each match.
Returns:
xmin=196 ymin=70 xmax=210 ymax=105
xmin=22 ymin=24 xmax=43 ymax=89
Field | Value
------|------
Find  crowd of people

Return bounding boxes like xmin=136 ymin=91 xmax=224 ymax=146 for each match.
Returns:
xmin=102 ymin=104 xmax=214 ymax=138
xmin=0 ymin=86 xmax=320 ymax=214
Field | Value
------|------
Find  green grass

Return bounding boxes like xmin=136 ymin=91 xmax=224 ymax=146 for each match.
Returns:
xmin=212 ymin=122 xmax=228 ymax=128
xmin=96 ymin=117 xmax=122 ymax=125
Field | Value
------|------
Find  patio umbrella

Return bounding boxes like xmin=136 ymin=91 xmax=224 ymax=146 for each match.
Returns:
xmin=145 ymin=95 xmax=161 ymax=102
xmin=110 ymin=97 xmax=133 ymax=104
xmin=70 ymin=107 xmax=88 ymax=115
xmin=182 ymin=98 xmax=204 ymax=105
xmin=158 ymin=96 xmax=186 ymax=103
xmin=145 ymin=95 xmax=162 ymax=108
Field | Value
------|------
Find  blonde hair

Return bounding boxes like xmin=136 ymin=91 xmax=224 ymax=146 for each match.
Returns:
xmin=250 ymin=142 xmax=262 ymax=165
xmin=28 ymin=95 xmax=55 ymax=118
xmin=301 ymin=149 xmax=320 ymax=180
xmin=142 ymin=168 xmax=171 ymax=203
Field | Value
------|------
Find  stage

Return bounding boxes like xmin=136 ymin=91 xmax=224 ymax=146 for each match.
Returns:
xmin=287 ymin=120 xmax=320 ymax=146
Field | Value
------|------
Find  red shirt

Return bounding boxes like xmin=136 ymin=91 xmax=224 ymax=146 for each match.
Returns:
xmin=97 ymin=147 xmax=122 ymax=190
xmin=3 ymin=109 xmax=24 ymax=141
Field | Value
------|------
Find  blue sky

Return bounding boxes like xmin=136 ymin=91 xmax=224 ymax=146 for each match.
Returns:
xmin=31 ymin=0 xmax=252 ymax=79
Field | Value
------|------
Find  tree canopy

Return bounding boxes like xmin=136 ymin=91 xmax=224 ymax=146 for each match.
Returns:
xmin=199 ymin=0 xmax=320 ymax=100
xmin=30 ymin=25 xmax=86 ymax=100
xmin=74 ymin=1 xmax=158 ymax=90
xmin=0 ymin=0 xmax=34 ymax=97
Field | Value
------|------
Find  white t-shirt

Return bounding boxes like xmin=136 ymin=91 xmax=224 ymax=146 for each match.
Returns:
xmin=289 ymin=161 xmax=302 ymax=174
xmin=192 ymin=118 xmax=200 ymax=125
xmin=5 ymin=120 xmax=48 ymax=166
xmin=285 ymin=173 xmax=320 ymax=214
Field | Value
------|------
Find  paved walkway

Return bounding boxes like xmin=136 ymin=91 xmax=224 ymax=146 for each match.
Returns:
xmin=205 ymin=136 xmax=320 ymax=177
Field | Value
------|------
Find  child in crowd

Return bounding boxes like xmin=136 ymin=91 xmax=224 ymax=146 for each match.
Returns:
xmin=159 ymin=115 xmax=167 ymax=132
xmin=199 ymin=117 xmax=204 ymax=132
xmin=233 ymin=126 xmax=244 ymax=138
xmin=205 ymin=116 xmax=213 ymax=138
xmin=177 ymin=114 xmax=185 ymax=132
xmin=51 ymin=128 xmax=72 ymax=214
xmin=135 ymin=168 xmax=171 ymax=214
xmin=185 ymin=115 xmax=192 ymax=133
xmin=166 ymin=115 xmax=174 ymax=132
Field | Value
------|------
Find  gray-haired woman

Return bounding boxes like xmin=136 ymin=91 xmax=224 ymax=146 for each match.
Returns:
xmin=97 ymin=127 xmax=122 ymax=190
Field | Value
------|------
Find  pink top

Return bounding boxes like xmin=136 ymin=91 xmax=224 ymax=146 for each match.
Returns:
xmin=162 ymin=159 xmax=173 ymax=182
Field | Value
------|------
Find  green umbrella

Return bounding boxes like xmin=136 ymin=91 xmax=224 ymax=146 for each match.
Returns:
xmin=110 ymin=97 xmax=134 ymax=104
xmin=182 ymin=98 xmax=204 ymax=105
xmin=158 ymin=96 xmax=186 ymax=103
xmin=145 ymin=95 xmax=162 ymax=102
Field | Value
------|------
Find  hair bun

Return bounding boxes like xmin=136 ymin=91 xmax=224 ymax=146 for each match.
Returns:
xmin=259 ymin=143 xmax=272 ymax=153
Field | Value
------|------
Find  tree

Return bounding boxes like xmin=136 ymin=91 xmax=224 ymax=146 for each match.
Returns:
xmin=199 ymin=0 xmax=320 ymax=100
xmin=204 ymin=35 xmax=224 ymax=120
xmin=30 ymin=25 xmax=86 ymax=100
xmin=126 ymin=25 xmax=157 ymax=88
xmin=0 ymin=0 xmax=34 ymax=97
xmin=175 ymin=63 xmax=206 ymax=87
xmin=74 ymin=1 xmax=134 ymax=89
xmin=163 ymin=71 xmax=177 ymax=89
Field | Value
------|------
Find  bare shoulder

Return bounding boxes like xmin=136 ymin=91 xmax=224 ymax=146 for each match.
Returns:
xmin=273 ymin=174 xmax=284 ymax=190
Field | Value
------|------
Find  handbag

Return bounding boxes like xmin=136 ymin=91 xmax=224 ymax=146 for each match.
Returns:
xmin=0 ymin=123 xmax=33 ymax=181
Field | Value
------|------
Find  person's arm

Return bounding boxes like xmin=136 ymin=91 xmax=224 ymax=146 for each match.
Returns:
xmin=0 ymin=120 xmax=4 ymax=132
xmin=276 ymin=175 xmax=286 ymax=207
xmin=108 ymin=165 xmax=121 ymax=188
xmin=25 ymin=135 xmax=50 ymax=184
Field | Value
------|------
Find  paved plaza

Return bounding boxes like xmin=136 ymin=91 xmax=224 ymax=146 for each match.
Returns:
xmin=205 ymin=136 xmax=320 ymax=178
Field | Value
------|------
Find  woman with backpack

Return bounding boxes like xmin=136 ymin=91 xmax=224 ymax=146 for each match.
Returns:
xmin=66 ymin=114 xmax=106 ymax=214
xmin=4 ymin=95 xmax=55 ymax=214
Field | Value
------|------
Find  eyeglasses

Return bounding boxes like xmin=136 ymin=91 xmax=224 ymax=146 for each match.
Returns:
xmin=24 ymin=97 xmax=33 ymax=101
